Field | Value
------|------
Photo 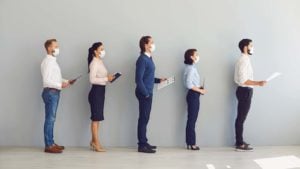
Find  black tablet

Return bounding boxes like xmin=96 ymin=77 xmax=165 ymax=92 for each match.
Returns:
xmin=111 ymin=72 xmax=122 ymax=83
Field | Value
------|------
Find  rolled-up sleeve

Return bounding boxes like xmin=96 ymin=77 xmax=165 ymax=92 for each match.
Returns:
xmin=185 ymin=69 xmax=195 ymax=89
xmin=236 ymin=60 xmax=248 ymax=85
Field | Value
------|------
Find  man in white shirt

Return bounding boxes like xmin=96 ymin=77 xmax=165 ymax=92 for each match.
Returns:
xmin=41 ymin=39 xmax=71 ymax=153
xmin=234 ymin=39 xmax=267 ymax=151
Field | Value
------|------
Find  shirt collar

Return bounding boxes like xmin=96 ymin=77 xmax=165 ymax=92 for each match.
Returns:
xmin=241 ymin=53 xmax=249 ymax=57
xmin=241 ymin=53 xmax=250 ymax=60
xmin=46 ymin=54 xmax=56 ymax=60
xmin=144 ymin=52 xmax=151 ymax=58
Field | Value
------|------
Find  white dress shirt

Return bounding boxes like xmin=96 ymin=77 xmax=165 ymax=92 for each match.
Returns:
xmin=89 ymin=57 xmax=108 ymax=86
xmin=234 ymin=54 xmax=254 ymax=88
xmin=41 ymin=55 xmax=66 ymax=90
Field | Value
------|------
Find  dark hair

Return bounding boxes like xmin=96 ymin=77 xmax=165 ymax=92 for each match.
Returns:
xmin=184 ymin=49 xmax=197 ymax=65
xmin=139 ymin=36 xmax=152 ymax=54
xmin=44 ymin=39 xmax=57 ymax=51
xmin=88 ymin=42 xmax=103 ymax=72
xmin=238 ymin=39 xmax=252 ymax=52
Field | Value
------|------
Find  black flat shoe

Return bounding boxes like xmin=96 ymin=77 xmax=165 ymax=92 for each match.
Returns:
xmin=138 ymin=146 xmax=156 ymax=153
xmin=187 ymin=145 xmax=200 ymax=150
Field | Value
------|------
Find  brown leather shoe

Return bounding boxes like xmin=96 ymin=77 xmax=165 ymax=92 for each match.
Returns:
xmin=54 ymin=143 xmax=65 ymax=150
xmin=44 ymin=146 xmax=63 ymax=153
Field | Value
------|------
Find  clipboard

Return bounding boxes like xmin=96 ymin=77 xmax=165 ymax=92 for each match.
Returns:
xmin=157 ymin=76 xmax=175 ymax=90
xmin=200 ymin=78 xmax=205 ymax=89
xmin=199 ymin=78 xmax=205 ymax=95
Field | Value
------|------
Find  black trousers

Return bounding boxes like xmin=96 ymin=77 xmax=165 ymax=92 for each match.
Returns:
xmin=186 ymin=90 xmax=200 ymax=145
xmin=136 ymin=90 xmax=153 ymax=147
xmin=235 ymin=86 xmax=253 ymax=146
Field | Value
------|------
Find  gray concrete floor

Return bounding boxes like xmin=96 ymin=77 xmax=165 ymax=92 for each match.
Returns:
xmin=1 ymin=146 xmax=300 ymax=169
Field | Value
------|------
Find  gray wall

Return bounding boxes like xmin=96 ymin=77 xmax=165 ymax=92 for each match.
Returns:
xmin=1 ymin=0 xmax=299 ymax=147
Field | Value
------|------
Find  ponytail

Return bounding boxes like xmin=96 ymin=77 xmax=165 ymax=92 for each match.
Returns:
xmin=87 ymin=42 xmax=103 ymax=72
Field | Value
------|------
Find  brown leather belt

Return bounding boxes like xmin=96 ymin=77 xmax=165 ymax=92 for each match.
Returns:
xmin=44 ymin=87 xmax=60 ymax=92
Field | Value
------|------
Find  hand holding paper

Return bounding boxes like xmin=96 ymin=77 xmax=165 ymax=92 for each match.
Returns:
xmin=157 ymin=76 xmax=175 ymax=90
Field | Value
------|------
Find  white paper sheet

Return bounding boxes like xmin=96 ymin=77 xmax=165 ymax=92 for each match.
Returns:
xmin=157 ymin=76 xmax=175 ymax=90
xmin=266 ymin=72 xmax=282 ymax=82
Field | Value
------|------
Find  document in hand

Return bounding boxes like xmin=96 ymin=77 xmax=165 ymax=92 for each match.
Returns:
xmin=266 ymin=72 xmax=282 ymax=82
xmin=69 ymin=75 xmax=82 ymax=84
xmin=157 ymin=76 xmax=175 ymax=90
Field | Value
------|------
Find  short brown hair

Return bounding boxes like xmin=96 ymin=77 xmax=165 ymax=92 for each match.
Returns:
xmin=44 ymin=39 xmax=57 ymax=51
xmin=139 ymin=36 xmax=152 ymax=54
xmin=238 ymin=39 xmax=252 ymax=52
xmin=184 ymin=49 xmax=197 ymax=65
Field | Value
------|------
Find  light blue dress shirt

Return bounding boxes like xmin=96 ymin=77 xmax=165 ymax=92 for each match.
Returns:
xmin=183 ymin=65 xmax=201 ymax=89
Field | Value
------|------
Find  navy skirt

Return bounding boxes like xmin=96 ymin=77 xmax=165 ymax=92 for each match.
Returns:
xmin=88 ymin=85 xmax=106 ymax=121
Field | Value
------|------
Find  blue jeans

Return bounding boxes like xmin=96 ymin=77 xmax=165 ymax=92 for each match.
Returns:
xmin=42 ymin=88 xmax=60 ymax=147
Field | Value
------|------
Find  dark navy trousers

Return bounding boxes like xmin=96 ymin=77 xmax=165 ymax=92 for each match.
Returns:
xmin=136 ymin=90 xmax=153 ymax=147
xmin=235 ymin=86 xmax=253 ymax=146
xmin=186 ymin=90 xmax=200 ymax=145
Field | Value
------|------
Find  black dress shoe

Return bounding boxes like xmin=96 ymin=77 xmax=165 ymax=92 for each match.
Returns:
xmin=235 ymin=144 xmax=253 ymax=152
xmin=146 ymin=143 xmax=157 ymax=149
xmin=138 ymin=146 xmax=156 ymax=153
xmin=235 ymin=142 xmax=250 ymax=147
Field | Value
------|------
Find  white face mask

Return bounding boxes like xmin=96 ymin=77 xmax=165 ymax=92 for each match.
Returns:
xmin=53 ymin=48 xmax=60 ymax=56
xmin=99 ymin=50 xmax=106 ymax=58
xmin=194 ymin=55 xmax=199 ymax=64
xmin=150 ymin=44 xmax=156 ymax=52
xmin=248 ymin=47 xmax=254 ymax=55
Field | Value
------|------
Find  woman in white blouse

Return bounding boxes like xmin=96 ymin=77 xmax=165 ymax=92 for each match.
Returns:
xmin=87 ymin=42 xmax=114 ymax=152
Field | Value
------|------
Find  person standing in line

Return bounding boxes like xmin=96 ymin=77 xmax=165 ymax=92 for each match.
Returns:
xmin=88 ymin=42 xmax=115 ymax=152
xmin=234 ymin=39 xmax=267 ymax=151
xmin=183 ymin=49 xmax=206 ymax=151
xmin=41 ymin=39 xmax=73 ymax=153
xmin=135 ymin=36 xmax=166 ymax=153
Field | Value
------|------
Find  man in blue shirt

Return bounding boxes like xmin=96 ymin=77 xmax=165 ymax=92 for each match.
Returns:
xmin=135 ymin=36 xmax=166 ymax=153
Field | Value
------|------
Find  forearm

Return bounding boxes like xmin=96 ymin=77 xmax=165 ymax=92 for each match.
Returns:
xmin=136 ymin=82 xmax=149 ymax=96
xmin=190 ymin=86 xmax=202 ymax=93
xmin=243 ymin=80 xmax=260 ymax=86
